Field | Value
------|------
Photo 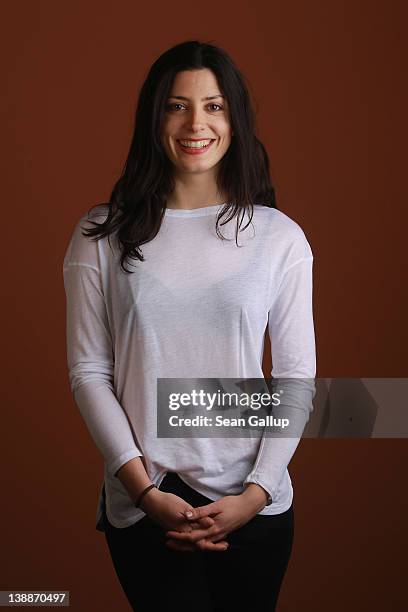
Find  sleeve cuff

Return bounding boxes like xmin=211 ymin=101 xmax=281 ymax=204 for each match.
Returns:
xmin=243 ymin=475 xmax=276 ymax=504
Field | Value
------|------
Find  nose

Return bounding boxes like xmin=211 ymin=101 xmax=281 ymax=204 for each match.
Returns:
xmin=184 ymin=107 xmax=207 ymax=132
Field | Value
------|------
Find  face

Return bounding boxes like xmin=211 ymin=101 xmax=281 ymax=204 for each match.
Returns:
xmin=160 ymin=68 xmax=233 ymax=175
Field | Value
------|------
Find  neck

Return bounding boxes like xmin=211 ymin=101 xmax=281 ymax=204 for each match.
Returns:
xmin=166 ymin=173 xmax=226 ymax=210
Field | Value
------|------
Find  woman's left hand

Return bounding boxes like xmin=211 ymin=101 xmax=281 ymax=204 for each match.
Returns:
xmin=165 ymin=515 xmax=229 ymax=553
xmin=165 ymin=484 xmax=269 ymax=551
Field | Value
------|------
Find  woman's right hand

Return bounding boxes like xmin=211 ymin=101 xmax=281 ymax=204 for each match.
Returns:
xmin=140 ymin=488 xmax=229 ymax=552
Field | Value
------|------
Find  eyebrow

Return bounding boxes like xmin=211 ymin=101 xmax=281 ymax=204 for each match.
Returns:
xmin=168 ymin=95 xmax=225 ymax=101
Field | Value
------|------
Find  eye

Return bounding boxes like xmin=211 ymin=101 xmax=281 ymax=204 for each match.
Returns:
xmin=166 ymin=103 xmax=185 ymax=111
xmin=165 ymin=103 xmax=224 ymax=112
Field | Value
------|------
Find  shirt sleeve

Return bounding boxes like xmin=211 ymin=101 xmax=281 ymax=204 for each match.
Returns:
xmin=243 ymin=230 xmax=316 ymax=502
xmin=63 ymin=213 xmax=143 ymax=477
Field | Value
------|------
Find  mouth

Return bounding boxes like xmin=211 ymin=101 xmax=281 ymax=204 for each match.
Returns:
xmin=176 ymin=139 xmax=216 ymax=155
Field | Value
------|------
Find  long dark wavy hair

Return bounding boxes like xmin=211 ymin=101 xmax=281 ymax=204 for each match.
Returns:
xmin=83 ymin=39 xmax=278 ymax=273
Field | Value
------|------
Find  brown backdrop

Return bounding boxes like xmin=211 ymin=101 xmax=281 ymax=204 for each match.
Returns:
xmin=1 ymin=0 xmax=407 ymax=610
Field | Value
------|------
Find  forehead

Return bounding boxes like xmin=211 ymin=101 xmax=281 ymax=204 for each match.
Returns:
xmin=169 ymin=68 xmax=222 ymax=96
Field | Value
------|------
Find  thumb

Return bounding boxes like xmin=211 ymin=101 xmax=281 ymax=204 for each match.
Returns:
xmin=184 ymin=502 xmax=219 ymax=520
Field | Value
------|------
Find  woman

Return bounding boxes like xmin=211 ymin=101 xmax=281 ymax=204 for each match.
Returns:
xmin=63 ymin=40 xmax=316 ymax=611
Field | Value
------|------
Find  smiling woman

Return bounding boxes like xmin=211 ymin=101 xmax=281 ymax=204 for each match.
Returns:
xmin=63 ymin=39 xmax=315 ymax=612
xmin=72 ymin=39 xmax=277 ymax=273
xmin=161 ymin=69 xmax=232 ymax=180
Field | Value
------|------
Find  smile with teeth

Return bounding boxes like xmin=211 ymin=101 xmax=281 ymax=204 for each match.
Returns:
xmin=178 ymin=139 xmax=214 ymax=148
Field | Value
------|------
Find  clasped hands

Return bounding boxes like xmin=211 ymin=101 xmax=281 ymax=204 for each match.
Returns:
xmin=140 ymin=484 xmax=268 ymax=553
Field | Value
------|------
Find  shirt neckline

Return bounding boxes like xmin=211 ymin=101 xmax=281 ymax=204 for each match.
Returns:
xmin=164 ymin=203 xmax=227 ymax=217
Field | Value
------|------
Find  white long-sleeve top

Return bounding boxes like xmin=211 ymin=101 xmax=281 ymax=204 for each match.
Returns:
xmin=62 ymin=202 xmax=316 ymax=529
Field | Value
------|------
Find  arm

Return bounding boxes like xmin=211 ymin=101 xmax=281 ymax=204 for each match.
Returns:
xmin=63 ymin=216 xmax=143 ymax=480
xmin=170 ymin=233 xmax=316 ymax=545
xmin=63 ymin=216 xmax=229 ymax=551
xmin=242 ymin=252 xmax=316 ymax=502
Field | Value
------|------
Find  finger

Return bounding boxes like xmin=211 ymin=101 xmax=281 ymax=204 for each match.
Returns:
xmin=189 ymin=521 xmax=201 ymax=531
xmin=166 ymin=525 xmax=220 ymax=543
xmin=196 ymin=532 xmax=229 ymax=545
xmin=166 ymin=533 xmax=229 ymax=552
xmin=195 ymin=538 xmax=229 ymax=552
xmin=183 ymin=517 xmax=214 ymax=531
xmin=165 ymin=538 xmax=196 ymax=553
xmin=197 ymin=516 xmax=215 ymax=528
xmin=184 ymin=503 xmax=219 ymax=521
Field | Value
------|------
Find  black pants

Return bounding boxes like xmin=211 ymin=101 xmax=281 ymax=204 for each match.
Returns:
xmin=103 ymin=472 xmax=294 ymax=612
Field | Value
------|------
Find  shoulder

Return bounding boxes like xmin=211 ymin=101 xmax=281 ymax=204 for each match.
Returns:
xmin=252 ymin=204 xmax=314 ymax=260
xmin=63 ymin=204 xmax=111 ymax=269
xmin=80 ymin=203 xmax=111 ymax=226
